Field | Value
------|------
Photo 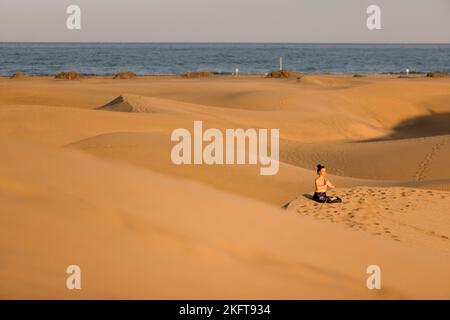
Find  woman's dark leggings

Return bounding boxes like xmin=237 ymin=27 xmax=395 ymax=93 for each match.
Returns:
xmin=313 ymin=192 xmax=342 ymax=203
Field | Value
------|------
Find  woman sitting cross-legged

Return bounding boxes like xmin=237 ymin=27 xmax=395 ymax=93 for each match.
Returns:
xmin=313 ymin=164 xmax=342 ymax=203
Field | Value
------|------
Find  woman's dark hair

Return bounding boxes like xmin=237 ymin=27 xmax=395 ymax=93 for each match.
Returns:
xmin=317 ymin=164 xmax=325 ymax=173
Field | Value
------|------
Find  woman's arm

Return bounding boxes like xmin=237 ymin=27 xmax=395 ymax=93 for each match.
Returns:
xmin=315 ymin=179 xmax=320 ymax=191
xmin=326 ymin=179 xmax=335 ymax=189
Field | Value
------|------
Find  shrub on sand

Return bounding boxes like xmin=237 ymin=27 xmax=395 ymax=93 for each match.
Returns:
xmin=266 ymin=70 xmax=302 ymax=80
xmin=55 ymin=71 xmax=81 ymax=80
xmin=426 ymin=71 xmax=448 ymax=78
xmin=113 ymin=71 xmax=137 ymax=79
xmin=10 ymin=72 xmax=28 ymax=79
xmin=180 ymin=71 xmax=214 ymax=79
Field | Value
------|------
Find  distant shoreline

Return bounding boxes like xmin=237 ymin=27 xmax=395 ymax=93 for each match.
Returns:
xmin=1 ymin=43 xmax=448 ymax=76
xmin=0 ymin=72 xmax=433 ymax=78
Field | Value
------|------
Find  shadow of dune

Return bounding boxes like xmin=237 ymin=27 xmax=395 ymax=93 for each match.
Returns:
xmin=359 ymin=112 xmax=450 ymax=142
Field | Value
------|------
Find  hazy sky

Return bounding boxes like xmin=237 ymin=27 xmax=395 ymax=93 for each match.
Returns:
xmin=0 ymin=0 xmax=449 ymax=42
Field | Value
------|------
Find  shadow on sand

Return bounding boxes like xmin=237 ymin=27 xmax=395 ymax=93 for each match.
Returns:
xmin=281 ymin=194 xmax=313 ymax=210
xmin=302 ymin=193 xmax=314 ymax=200
xmin=359 ymin=112 xmax=450 ymax=142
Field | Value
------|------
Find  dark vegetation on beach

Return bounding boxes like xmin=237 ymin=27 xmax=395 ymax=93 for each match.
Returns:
xmin=180 ymin=71 xmax=237 ymax=78
xmin=2 ymin=69 xmax=448 ymax=79
xmin=180 ymin=71 xmax=215 ymax=78
xmin=382 ymin=70 xmax=425 ymax=75
xmin=266 ymin=70 xmax=302 ymax=80
xmin=427 ymin=71 xmax=449 ymax=78
xmin=113 ymin=72 xmax=137 ymax=79
xmin=10 ymin=72 xmax=28 ymax=79
xmin=55 ymin=71 xmax=81 ymax=80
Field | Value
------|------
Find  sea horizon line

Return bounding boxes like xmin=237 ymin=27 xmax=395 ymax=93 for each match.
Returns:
xmin=1 ymin=42 xmax=450 ymax=45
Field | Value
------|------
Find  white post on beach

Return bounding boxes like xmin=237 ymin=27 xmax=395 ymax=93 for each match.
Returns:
xmin=406 ymin=68 xmax=409 ymax=76
xmin=279 ymin=56 xmax=283 ymax=71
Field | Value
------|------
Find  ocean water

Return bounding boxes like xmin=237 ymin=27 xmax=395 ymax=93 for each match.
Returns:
xmin=0 ymin=43 xmax=449 ymax=76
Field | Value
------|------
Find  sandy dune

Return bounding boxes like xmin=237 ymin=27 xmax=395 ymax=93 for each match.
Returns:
xmin=281 ymin=136 xmax=450 ymax=188
xmin=287 ymin=186 xmax=450 ymax=253
xmin=0 ymin=74 xmax=449 ymax=298
xmin=1 ymin=137 xmax=450 ymax=299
